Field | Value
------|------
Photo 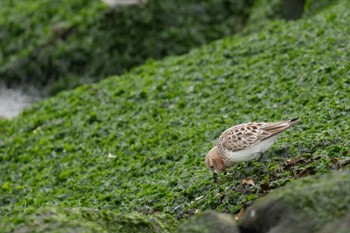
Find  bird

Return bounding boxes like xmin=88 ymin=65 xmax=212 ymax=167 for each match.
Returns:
xmin=205 ymin=118 xmax=299 ymax=183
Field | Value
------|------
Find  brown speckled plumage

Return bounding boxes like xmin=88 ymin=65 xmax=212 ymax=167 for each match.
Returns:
xmin=217 ymin=120 xmax=298 ymax=153
xmin=205 ymin=118 xmax=299 ymax=179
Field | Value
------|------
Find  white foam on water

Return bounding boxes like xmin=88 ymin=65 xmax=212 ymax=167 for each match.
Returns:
xmin=0 ymin=87 xmax=41 ymax=119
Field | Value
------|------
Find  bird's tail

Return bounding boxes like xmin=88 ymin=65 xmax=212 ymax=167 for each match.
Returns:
xmin=262 ymin=117 xmax=300 ymax=136
xmin=287 ymin=117 xmax=300 ymax=127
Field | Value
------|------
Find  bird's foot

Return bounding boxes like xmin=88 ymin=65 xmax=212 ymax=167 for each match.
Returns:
xmin=257 ymin=152 xmax=264 ymax=162
xmin=213 ymin=172 xmax=218 ymax=183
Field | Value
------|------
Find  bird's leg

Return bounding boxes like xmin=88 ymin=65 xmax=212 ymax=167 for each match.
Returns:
xmin=213 ymin=172 xmax=218 ymax=183
xmin=257 ymin=152 xmax=264 ymax=162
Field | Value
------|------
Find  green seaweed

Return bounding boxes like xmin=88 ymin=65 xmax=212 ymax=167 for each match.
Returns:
xmin=1 ymin=0 xmax=350 ymax=231
xmin=0 ymin=207 xmax=175 ymax=233
xmin=0 ymin=0 xmax=254 ymax=94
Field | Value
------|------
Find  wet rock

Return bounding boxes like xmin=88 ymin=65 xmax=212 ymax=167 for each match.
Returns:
xmin=239 ymin=171 xmax=350 ymax=233
xmin=179 ymin=210 xmax=239 ymax=233
xmin=318 ymin=213 xmax=350 ymax=233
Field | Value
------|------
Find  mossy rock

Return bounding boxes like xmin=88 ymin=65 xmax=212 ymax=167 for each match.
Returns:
xmin=304 ymin=0 xmax=340 ymax=16
xmin=1 ymin=207 xmax=176 ymax=233
xmin=246 ymin=0 xmax=340 ymax=33
xmin=0 ymin=0 xmax=254 ymax=94
xmin=318 ymin=213 xmax=350 ymax=233
xmin=239 ymin=171 xmax=350 ymax=233
xmin=181 ymin=171 xmax=350 ymax=233
xmin=1 ymin=0 xmax=350 ymax=230
xmin=178 ymin=211 xmax=238 ymax=233
xmin=1 ymin=0 xmax=338 ymax=95
xmin=248 ymin=0 xmax=303 ymax=23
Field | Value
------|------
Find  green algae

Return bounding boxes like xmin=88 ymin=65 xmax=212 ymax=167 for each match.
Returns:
xmin=0 ymin=0 xmax=254 ymax=94
xmin=0 ymin=207 xmax=175 ymax=233
xmin=1 ymin=0 xmax=350 ymax=231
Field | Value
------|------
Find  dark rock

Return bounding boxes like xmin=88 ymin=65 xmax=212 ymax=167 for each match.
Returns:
xmin=178 ymin=210 xmax=239 ymax=233
xmin=239 ymin=200 xmax=313 ymax=233
xmin=239 ymin=171 xmax=350 ymax=233
xmin=319 ymin=213 xmax=350 ymax=233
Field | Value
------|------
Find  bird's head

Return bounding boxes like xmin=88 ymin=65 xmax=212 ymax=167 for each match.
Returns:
xmin=205 ymin=147 xmax=226 ymax=182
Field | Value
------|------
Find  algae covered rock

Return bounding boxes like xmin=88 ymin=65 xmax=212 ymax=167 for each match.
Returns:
xmin=318 ymin=213 xmax=350 ymax=233
xmin=0 ymin=0 xmax=255 ymax=94
xmin=1 ymin=207 xmax=176 ymax=233
xmin=179 ymin=210 xmax=239 ymax=233
xmin=239 ymin=171 xmax=350 ymax=233
xmin=1 ymin=0 xmax=350 ymax=231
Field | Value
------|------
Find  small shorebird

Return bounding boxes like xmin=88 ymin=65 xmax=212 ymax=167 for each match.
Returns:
xmin=205 ymin=118 xmax=299 ymax=182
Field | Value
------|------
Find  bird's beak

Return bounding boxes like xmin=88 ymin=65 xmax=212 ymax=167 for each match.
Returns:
xmin=213 ymin=172 xmax=218 ymax=183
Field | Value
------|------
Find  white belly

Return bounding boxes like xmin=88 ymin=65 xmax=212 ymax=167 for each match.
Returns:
xmin=226 ymin=135 xmax=280 ymax=162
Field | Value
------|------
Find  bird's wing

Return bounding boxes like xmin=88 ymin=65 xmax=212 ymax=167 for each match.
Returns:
xmin=258 ymin=118 xmax=299 ymax=140
xmin=217 ymin=122 xmax=267 ymax=152
xmin=217 ymin=118 xmax=299 ymax=153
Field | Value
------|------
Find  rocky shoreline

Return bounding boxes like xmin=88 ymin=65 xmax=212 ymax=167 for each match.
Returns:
xmin=180 ymin=171 xmax=350 ymax=233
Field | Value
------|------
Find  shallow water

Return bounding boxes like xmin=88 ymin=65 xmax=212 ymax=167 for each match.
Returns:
xmin=0 ymin=87 xmax=41 ymax=119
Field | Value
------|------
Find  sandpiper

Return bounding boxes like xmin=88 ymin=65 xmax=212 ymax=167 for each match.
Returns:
xmin=205 ymin=118 xmax=299 ymax=182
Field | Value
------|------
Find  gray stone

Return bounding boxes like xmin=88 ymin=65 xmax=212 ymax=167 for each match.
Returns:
xmin=319 ymin=213 xmax=350 ymax=233
xmin=239 ymin=171 xmax=350 ymax=233
xmin=178 ymin=210 xmax=239 ymax=233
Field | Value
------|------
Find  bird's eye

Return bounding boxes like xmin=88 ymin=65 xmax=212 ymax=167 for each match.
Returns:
xmin=210 ymin=165 xmax=214 ymax=169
